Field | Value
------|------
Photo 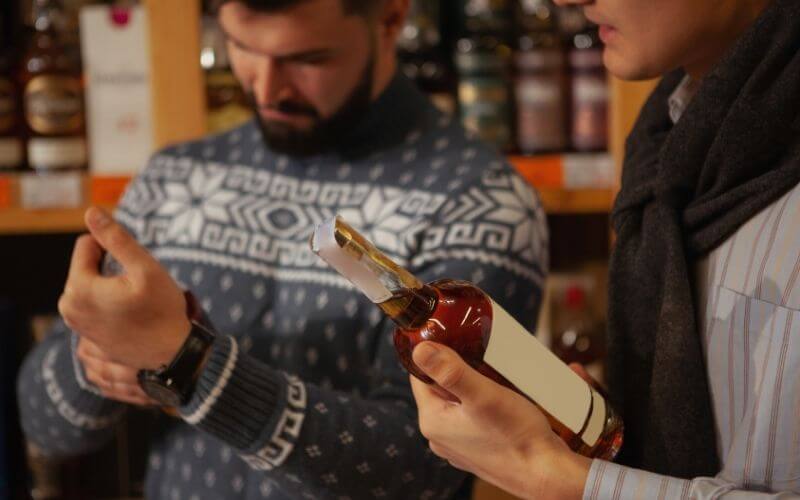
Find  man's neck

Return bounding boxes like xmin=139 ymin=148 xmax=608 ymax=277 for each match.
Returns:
xmin=684 ymin=0 xmax=772 ymax=80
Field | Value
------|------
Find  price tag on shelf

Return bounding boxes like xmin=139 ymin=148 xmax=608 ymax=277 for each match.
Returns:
xmin=19 ymin=173 xmax=84 ymax=209
xmin=90 ymin=176 xmax=132 ymax=206
xmin=0 ymin=176 xmax=10 ymax=209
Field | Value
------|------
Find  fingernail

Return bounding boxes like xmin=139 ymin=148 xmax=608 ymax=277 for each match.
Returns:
xmin=87 ymin=207 xmax=111 ymax=229
xmin=413 ymin=342 xmax=440 ymax=369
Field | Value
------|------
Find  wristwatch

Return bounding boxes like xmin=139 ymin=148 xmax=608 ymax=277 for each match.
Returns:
xmin=137 ymin=291 xmax=215 ymax=407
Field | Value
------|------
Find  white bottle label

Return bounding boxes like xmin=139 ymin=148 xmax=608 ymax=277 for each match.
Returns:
xmin=483 ymin=299 xmax=604 ymax=446
xmin=28 ymin=137 xmax=87 ymax=169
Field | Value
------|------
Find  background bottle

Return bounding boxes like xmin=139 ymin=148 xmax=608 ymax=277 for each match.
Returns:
xmin=397 ymin=0 xmax=457 ymax=116
xmin=200 ymin=15 xmax=252 ymax=134
xmin=0 ymin=11 xmax=24 ymax=171
xmin=455 ymin=0 xmax=514 ymax=152
xmin=515 ymin=0 xmax=568 ymax=154
xmin=569 ymin=26 xmax=608 ymax=152
xmin=311 ymin=216 xmax=623 ymax=460
xmin=20 ymin=0 xmax=88 ymax=173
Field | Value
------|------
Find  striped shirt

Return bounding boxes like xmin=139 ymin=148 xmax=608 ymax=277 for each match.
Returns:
xmin=582 ymin=78 xmax=800 ymax=500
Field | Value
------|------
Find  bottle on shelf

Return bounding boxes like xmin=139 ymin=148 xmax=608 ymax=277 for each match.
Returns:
xmin=311 ymin=215 xmax=623 ymax=460
xmin=568 ymin=26 xmax=608 ymax=152
xmin=0 ymin=12 xmax=24 ymax=172
xmin=397 ymin=0 xmax=456 ymax=116
xmin=19 ymin=0 xmax=88 ymax=173
xmin=551 ymin=284 xmax=605 ymax=383
xmin=201 ymin=15 xmax=252 ymax=134
xmin=514 ymin=0 xmax=568 ymax=154
xmin=455 ymin=0 xmax=514 ymax=152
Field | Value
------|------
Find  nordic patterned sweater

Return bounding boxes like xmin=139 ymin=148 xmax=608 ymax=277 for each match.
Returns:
xmin=17 ymin=73 xmax=548 ymax=500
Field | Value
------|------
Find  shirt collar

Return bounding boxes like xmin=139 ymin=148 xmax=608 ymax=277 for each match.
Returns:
xmin=668 ymin=75 xmax=701 ymax=124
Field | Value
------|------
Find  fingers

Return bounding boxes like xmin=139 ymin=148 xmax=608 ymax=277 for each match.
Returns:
xmin=68 ymin=234 xmax=104 ymax=281
xmin=412 ymin=342 xmax=488 ymax=404
xmin=78 ymin=346 xmax=156 ymax=407
xmin=84 ymin=207 xmax=154 ymax=273
xmin=77 ymin=336 xmax=112 ymax=362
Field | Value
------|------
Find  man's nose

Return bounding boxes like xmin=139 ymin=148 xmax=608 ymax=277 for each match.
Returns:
xmin=253 ymin=58 xmax=289 ymax=108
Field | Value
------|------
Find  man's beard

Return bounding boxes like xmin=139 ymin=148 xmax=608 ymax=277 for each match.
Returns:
xmin=249 ymin=55 xmax=375 ymax=157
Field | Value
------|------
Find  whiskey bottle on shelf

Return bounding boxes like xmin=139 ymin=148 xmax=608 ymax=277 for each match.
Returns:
xmin=20 ymin=0 xmax=88 ymax=172
xmin=0 ymin=17 xmax=23 ymax=171
xmin=311 ymin=216 xmax=623 ymax=460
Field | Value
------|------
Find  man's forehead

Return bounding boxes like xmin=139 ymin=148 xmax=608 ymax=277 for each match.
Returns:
xmin=217 ymin=0 xmax=363 ymax=54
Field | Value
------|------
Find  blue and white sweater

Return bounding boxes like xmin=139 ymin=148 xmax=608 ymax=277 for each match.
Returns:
xmin=17 ymin=74 xmax=548 ymax=500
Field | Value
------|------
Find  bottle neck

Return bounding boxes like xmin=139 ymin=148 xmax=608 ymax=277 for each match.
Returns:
xmin=376 ymin=284 xmax=438 ymax=330
xmin=311 ymin=216 xmax=437 ymax=329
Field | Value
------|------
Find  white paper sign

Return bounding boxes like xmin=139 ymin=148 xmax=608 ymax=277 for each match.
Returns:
xmin=80 ymin=6 xmax=154 ymax=175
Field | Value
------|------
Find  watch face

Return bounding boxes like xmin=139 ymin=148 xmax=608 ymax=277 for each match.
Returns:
xmin=140 ymin=377 xmax=183 ymax=407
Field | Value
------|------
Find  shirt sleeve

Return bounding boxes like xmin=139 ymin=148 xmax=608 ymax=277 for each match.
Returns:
xmin=583 ymin=460 xmax=800 ymax=499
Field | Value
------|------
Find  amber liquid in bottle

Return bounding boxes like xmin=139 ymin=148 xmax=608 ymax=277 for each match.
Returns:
xmin=312 ymin=216 xmax=623 ymax=460
xmin=20 ymin=0 xmax=87 ymax=172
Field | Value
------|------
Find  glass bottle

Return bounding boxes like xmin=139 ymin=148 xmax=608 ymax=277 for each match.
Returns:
xmin=311 ymin=216 xmax=623 ymax=460
xmin=569 ymin=26 xmax=608 ymax=152
xmin=201 ymin=15 xmax=252 ymax=134
xmin=455 ymin=0 xmax=514 ymax=152
xmin=0 ymin=17 xmax=23 ymax=171
xmin=515 ymin=0 xmax=568 ymax=154
xmin=398 ymin=1 xmax=456 ymax=116
xmin=19 ymin=0 xmax=88 ymax=172
xmin=551 ymin=285 xmax=605 ymax=382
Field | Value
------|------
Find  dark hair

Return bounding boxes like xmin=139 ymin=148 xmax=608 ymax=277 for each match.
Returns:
xmin=211 ymin=0 xmax=381 ymax=17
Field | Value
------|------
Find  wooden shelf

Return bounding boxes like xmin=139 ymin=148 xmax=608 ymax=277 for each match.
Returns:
xmin=537 ymin=187 xmax=614 ymax=215
xmin=0 ymin=155 xmax=617 ymax=234
xmin=0 ymin=206 xmax=97 ymax=235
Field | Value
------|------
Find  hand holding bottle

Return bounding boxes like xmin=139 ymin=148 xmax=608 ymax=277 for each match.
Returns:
xmin=409 ymin=341 xmax=591 ymax=500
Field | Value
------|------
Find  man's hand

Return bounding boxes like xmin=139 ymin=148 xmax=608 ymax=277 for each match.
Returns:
xmin=409 ymin=342 xmax=592 ymax=500
xmin=76 ymin=336 xmax=158 ymax=406
xmin=59 ymin=207 xmax=191 ymax=371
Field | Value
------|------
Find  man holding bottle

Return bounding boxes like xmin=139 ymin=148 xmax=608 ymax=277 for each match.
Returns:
xmin=16 ymin=0 xmax=548 ymax=499
xmin=408 ymin=0 xmax=800 ymax=498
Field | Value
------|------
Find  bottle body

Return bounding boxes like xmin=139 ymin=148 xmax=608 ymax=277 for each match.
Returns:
xmin=393 ymin=279 xmax=622 ymax=460
xmin=20 ymin=0 xmax=87 ymax=173
xmin=0 ymin=40 xmax=23 ymax=171
xmin=311 ymin=216 xmax=623 ymax=460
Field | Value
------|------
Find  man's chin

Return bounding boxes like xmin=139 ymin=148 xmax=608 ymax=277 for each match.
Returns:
xmin=258 ymin=124 xmax=332 ymax=158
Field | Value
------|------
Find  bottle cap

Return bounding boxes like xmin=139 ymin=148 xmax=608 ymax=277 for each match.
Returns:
xmin=311 ymin=216 xmax=394 ymax=303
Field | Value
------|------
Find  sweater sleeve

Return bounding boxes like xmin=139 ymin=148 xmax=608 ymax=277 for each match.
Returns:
xmin=15 ymin=161 xmax=159 ymax=459
xmin=16 ymin=321 xmax=126 ymax=458
xmin=176 ymin=160 xmax=548 ymax=499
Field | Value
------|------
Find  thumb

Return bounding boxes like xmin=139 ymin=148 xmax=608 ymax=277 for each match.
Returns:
xmin=412 ymin=342 xmax=489 ymax=404
xmin=84 ymin=207 xmax=151 ymax=271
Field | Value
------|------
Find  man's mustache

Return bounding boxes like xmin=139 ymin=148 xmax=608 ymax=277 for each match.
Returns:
xmin=258 ymin=100 xmax=319 ymax=118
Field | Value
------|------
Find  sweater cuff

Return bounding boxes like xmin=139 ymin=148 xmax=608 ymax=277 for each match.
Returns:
xmin=41 ymin=336 xmax=124 ymax=430
xmin=179 ymin=335 xmax=306 ymax=470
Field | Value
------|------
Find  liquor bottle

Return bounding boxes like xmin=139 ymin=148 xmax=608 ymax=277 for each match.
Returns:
xmin=515 ymin=0 xmax=568 ymax=154
xmin=0 ymin=16 xmax=23 ymax=171
xmin=20 ymin=0 xmax=88 ymax=172
xmin=568 ymin=26 xmax=608 ymax=152
xmin=201 ymin=15 xmax=251 ymax=134
xmin=398 ymin=1 xmax=456 ymax=115
xmin=551 ymin=284 xmax=605 ymax=382
xmin=311 ymin=216 xmax=623 ymax=459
